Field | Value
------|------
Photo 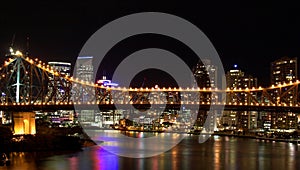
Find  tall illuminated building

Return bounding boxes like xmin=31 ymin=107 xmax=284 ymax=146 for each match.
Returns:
xmin=226 ymin=65 xmax=257 ymax=90
xmin=266 ymin=57 xmax=298 ymax=130
xmin=271 ymin=57 xmax=297 ymax=85
xmin=75 ymin=56 xmax=94 ymax=82
xmin=74 ymin=56 xmax=94 ymax=103
xmin=223 ymin=65 xmax=258 ymax=130
xmin=48 ymin=61 xmax=71 ymax=100
xmin=270 ymin=57 xmax=297 ymax=105
xmin=47 ymin=62 xmax=75 ymax=124
xmin=192 ymin=59 xmax=218 ymax=132
xmin=75 ymin=56 xmax=96 ymax=127
xmin=193 ymin=59 xmax=217 ymax=88
xmin=48 ymin=61 xmax=71 ymax=76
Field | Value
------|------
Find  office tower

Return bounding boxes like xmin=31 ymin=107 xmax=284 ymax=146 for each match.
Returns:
xmin=75 ymin=56 xmax=93 ymax=82
xmin=75 ymin=56 xmax=96 ymax=127
xmin=226 ymin=65 xmax=257 ymax=90
xmin=223 ymin=65 xmax=258 ymax=130
xmin=271 ymin=57 xmax=297 ymax=85
xmin=48 ymin=61 xmax=71 ymax=76
xmin=267 ymin=57 xmax=298 ymax=130
xmin=192 ymin=59 xmax=218 ymax=132
xmin=193 ymin=59 xmax=217 ymax=88
xmin=48 ymin=61 xmax=71 ymax=100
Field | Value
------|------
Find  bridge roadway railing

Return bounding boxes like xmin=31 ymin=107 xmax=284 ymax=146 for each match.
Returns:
xmin=0 ymin=54 xmax=299 ymax=112
xmin=0 ymin=85 xmax=299 ymax=112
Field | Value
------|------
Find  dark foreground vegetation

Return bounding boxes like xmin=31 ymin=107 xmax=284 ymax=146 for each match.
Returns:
xmin=0 ymin=124 xmax=96 ymax=152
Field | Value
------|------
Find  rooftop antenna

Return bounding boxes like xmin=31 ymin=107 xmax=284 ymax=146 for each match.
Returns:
xmin=7 ymin=34 xmax=16 ymax=56
xmin=10 ymin=33 xmax=16 ymax=48
xmin=102 ymin=70 xmax=106 ymax=80
xmin=26 ymin=36 xmax=30 ymax=56
xmin=141 ymin=77 xmax=146 ymax=88
xmin=10 ymin=33 xmax=16 ymax=52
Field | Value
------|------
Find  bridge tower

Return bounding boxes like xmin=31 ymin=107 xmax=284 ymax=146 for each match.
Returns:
xmin=2 ymin=48 xmax=36 ymax=135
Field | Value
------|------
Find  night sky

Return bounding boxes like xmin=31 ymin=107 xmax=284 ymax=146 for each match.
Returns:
xmin=1 ymin=1 xmax=300 ymax=87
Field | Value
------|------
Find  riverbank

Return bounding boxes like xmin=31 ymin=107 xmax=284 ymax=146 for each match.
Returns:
xmin=0 ymin=125 xmax=97 ymax=152
xmin=214 ymin=133 xmax=298 ymax=143
xmin=202 ymin=131 xmax=300 ymax=144
xmin=1 ymin=135 xmax=97 ymax=152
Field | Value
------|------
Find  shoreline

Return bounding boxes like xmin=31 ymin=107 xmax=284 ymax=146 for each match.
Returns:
xmin=3 ymin=128 xmax=299 ymax=152
xmin=207 ymin=132 xmax=300 ymax=144
xmin=85 ymin=128 xmax=300 ymax=144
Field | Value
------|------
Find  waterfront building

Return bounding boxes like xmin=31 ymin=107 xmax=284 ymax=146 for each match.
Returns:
xmin=192 ymin=59 xmax=218 ymax=132
xmin=222 ymin=65 xmax=258 ymax=131
xmin=270 ymin=57 xmax=297 ymax=105
xmin=265 ymin=57 xmax=299 ymax=130
xmin=94 ymin=76 xmax=122 ymax=128
xmin=271 ymin=57 xmax=297 ymax=85
xmin=0 ymin=111 xmax=12 ymax=125
xmin=74 ymin=56 xmax=96 ymax=127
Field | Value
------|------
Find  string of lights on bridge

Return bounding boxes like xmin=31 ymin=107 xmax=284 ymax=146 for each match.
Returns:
xmin=2 ymin=52 xmax=300 ymax=93
xmin=1 ymin=51 xmax=300 ymax=109
xmin=0 ymin=98 xmax=299 ymax=107
xmin=0 ymin=98 xmax=298 ymax=108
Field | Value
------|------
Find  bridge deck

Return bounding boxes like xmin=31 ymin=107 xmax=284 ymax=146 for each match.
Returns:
xmin=1 ymin=103 xmax=299 ymax=112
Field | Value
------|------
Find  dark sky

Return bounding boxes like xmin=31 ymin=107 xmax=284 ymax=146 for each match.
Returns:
xmin=1 ymin=1 xmax=300 ymax=87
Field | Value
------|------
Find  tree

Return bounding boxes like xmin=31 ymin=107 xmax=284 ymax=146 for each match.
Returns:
xmin=0 ymin=126 xmax=13 ymax=151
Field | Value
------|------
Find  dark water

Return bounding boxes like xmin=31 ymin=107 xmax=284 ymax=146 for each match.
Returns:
xmin=1 ymin=134 xmax=300 ymax=170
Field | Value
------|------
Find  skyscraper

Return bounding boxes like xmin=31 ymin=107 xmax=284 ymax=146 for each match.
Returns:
xmin=266 ymin=57 xmax=298 ymax=130
xmin=271 ymin=57 xmax=297 ymax=85
xmin=270 ymin=57 xmax=298 ymax=105
xmin=75 ymin=56 xmax=96 ymax=127
xmin=75 ymin=56 xmax=93 ymax=82
xmin=48 ymin=61 xmax=71 ymax=99
xmin=192 ymin=59 xmax=218 ymax=132
xmin=47 ymin=61 xmax=74 ymax=124
xmin=223 ymin=65 xmax=258 ymax=130
xmin=193 ymin=59 xmax=217 ymax=88
xmin=48 ymin=62 xmax=71 ymax=76
xmin=226 ymin=65 xmax=257 ymax=90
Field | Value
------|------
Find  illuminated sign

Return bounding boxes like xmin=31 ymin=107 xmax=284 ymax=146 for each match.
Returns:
xmin=97 ymin=79 xmax=118 ymax=87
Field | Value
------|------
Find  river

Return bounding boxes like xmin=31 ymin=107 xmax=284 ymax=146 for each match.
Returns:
xmin=1 ymin=131 xmax=300 ymax=170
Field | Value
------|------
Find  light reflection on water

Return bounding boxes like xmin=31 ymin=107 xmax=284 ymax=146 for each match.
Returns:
xmin=1 ymin=131 xmax=300 ymax=170
xmin=86 ymin=130 xmax=185 ymax=158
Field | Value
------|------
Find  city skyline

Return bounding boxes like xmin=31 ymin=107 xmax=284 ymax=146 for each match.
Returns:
xmin=1 ymin=2 xmax=300 ymax=169
xmin=1 ymin=49 xmax=297 ymax=88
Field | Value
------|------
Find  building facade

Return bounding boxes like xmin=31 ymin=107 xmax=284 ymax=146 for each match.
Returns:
xmin=48 ymin=61 xmax=71 ymax=76
xmin=193 ymin=59 xmax=217 ymax=88
xmin=192 ymin=59 xmax=218 ymax=132
xmin=265 ymin=57 xmax=299 ymax=130
xmin=74 ymin=56 xmax=97 ymax=127
xmin=222 ymin=65 xmax=258 ymax=131
xmin=226 ymin=65 xmax=257 ymax=90
xmin=47 ymin=62 xmax=71 ymax=102
xmin=75 ymin=56 xmax=94 ymax=82
xmin=271 ymin=57 xmax=297 ymax=85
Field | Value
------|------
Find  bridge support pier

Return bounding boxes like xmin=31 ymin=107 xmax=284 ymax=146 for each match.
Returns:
xmin=13 ymin=112 xmax=36 ymax=135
